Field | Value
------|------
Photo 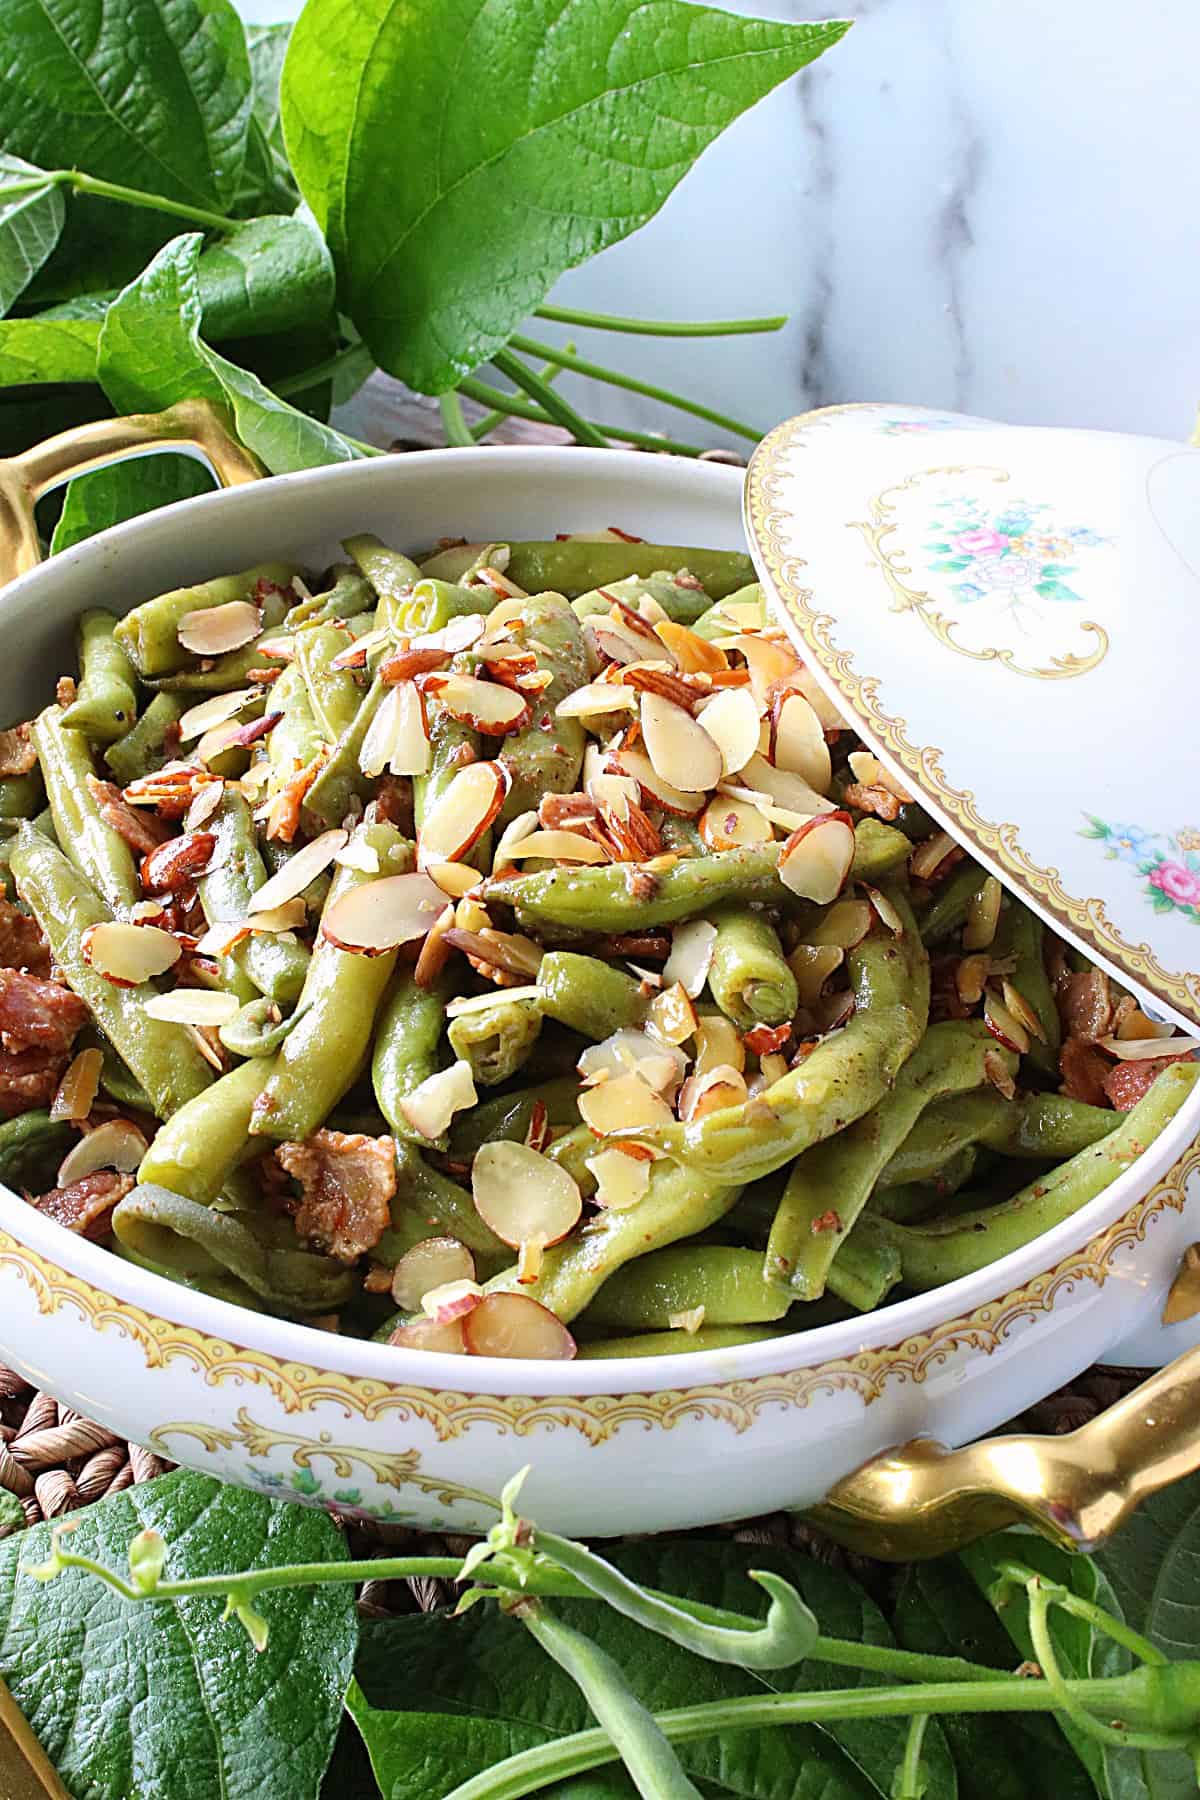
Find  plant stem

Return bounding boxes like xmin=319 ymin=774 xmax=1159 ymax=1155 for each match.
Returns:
xmin=511 ymin=332 xmax=762 ymax=441
xmin=438 ymin=391 xmax=475 ymax=448
xmin=1 ymin=168 xmax=235 ymax=232
xmin=492 ymin=348 xmax=609 ymax=448
xmin=995 ymin=1562 xmax=1169 ymax=1670
xmin=456 ymin=377 xmax=711 ymax=458
xmin=895 ymin=1714 xmax=929 ymax=1800
xmin=534 ymin=304 xmax=786 ymax=338
xmin=273 ymin=344 xmax=374 ymax=400
xmin=472 ymin=350 xmax=571 ymax=441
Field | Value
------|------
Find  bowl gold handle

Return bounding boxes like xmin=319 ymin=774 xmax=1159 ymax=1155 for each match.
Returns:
xmin=0 ymin=398 xmax=264 ymax=586
xmin=808 ymin=1340 xmax=1200 ymax=1560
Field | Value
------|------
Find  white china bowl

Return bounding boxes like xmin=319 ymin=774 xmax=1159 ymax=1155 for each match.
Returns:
xmin=0 ymin=446 xmax=1196 ymax=1537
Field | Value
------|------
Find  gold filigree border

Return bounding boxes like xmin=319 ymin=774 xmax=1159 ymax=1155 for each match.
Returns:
xmin=0 ymin=1142 xmax=1194 ymax=1443
xmin=745 ymin=411 xmax=1200 ymax=1025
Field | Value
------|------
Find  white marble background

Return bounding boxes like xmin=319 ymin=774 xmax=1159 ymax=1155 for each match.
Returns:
xmin=242 ymin=0 xmax=1200 ymax=451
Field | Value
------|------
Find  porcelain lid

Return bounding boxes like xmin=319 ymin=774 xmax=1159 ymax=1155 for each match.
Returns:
xmin=744 ymin=402 xmax=1200 ymax=1033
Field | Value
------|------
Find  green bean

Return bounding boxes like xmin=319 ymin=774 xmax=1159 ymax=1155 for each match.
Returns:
xmin=825 ymin=1229 xmax=901 ymax=1312
xmin=10 ymin=827 xmax=212 ymax=1119
xmin=59 ymin=611 xmax=138 ymax=744
xmin=104 ymin=693 xmax=184 ymax=786
xmin=136 ymin=1059 xmax=270 ymax=1206
xmin=577 ymin=1324 xmax=793 ymax=1358
xmin=113 ymin=1184 xmax=355 ymax=1313
xmin=765 ymin=1021 xmax=1017 ymax=1297
xmin=0 ymin=770 xmax=45 ymax=821
xmin=848 ymin=1062 xmax=1200 ymax=1292
xmin=421 ymin=542 xmax=755 ymax=601
xmin=572 ymin=570 xmax=713 ymax=626
xmin=485 ymin=843 xmax=787 ymax=931
xmin=249 ymin=822 xmax=413 ymax=1140
xmin=646 ymin=885 xmax=930 ymax=1182
xmin=691 ymin=583 xmax=764 ymax=640
xmin=412 ymin=679 xmax=481 ymax=825
xmin=75 ymin=1026 xmax=153 ymax=1111
xmin=114 ymin=562 xmax=297 ymax=677
xmin=708 ymin=907 xmax=797 ymax=1029
xmin=879 ymin=1090 xmax=1119 ymax=1188
xmin=659 ymin=815 xmax=704 ymax=855
xmin=294 ymin=623 xmax=365 ymax=743
xmin=343 ymin=533 xmax=423 ymax=631
xmin=266 ymin=662 xmax=325 ymax=791
xmin=303 ymin=669 xmax=386 ymax=831
xmin=372 ymin=968 xmax=452 ymax=1143
xmin=537 ymin=951 xmax=647 ymax=1039
xmin=31 ymin=706 xmax=140 ymax=916
xmin=114 ymin=1228 xmax=266 ymax=1312
xmin=871 ymin=1147 xmax=980 ymax=1222
xmin=219 ymin=998 xmax=301 ymax=1059
xmin=850 ymin=818 xmax=912 ymax=883
xmin=391 ymin=578 xmax=495 ymax=637
xmin=485 ymin=1159 xmax=743 ymax=1322
xmin=583 ymin=1247 xmax=793 ymax=1331
xmin=447 ymin=991 xmax=543 ymax=1087
xmin=144 ymin=632 xmax=294 ymax=694
xmin=285 ymin=565 xmax=375 ymax=628
xmin=377 ymin=1142 xmax=508 ymax=1258
xmin=446 ymin=1078 xmax=580 ymax=1157
xmin=993 ymin=899 xmax=1060 ymax=1074
xmin=196 ymin=791 xmax=310 ymax=1007
xmin=0 ymin=1109 xmax=77 ymax=1193
xmin=917 ymin=861 xmax=990 ymax=946
xmin=495 ymin=594 xmax=587 ymax=824
xmin=544 ymin=1123 xmax=597 ymax=1195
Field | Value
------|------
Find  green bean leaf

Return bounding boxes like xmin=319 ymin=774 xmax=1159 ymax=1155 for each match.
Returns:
xmin=279 ymin=0 xmax=849 ymax=393
xmin=0 ymin=154 xmax=64 ymax=315
xmin=248 ymin=24 xmax=293 ymax=171
xmin=50 ymin=456 xmax=215 ymax=553
xmin=0 ymin=315 xmax=99 ymax=386
xmin=195 ymin=213 xmax=335 ymax=343
xmin=0 ymin=1470 xmax=357 ymax=1799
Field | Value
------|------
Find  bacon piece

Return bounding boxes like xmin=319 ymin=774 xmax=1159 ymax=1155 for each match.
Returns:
xmin=277 ymin=1129 xmax=396 ymax=1263
xmin=0 ymin=968 xmax=88 ymax=1054
xmin=56 ymin=675 xmax=77 ymax=709
xmin=140 ymin=831 xmax=217 ymax=894
xmin=841 ymin=781 xmax=903 ymax=823
xmin=1104 ymin=1053 xmax=1195 ymax=1112
xmin=0 ymin=1048 xmax=68 ymax=1118
xmin=0 ymin=723 xmax=36 ymax=777
xmin=593 ymin=931 xmax=671 ymax=961
xmin=1057 ymin=970 xmax=1114 ymax=1044
xmin=745 ymin=1022 xmax=791 ymax=1056
xmin=0 ymin=899 xmax=50 ymax=975
xmin=371 ymin=774 xmax=414 ymax=832
xmin=33 ymin=1169 xmax=133 ymax=1239
xmin=123 ymin=763 xmax=215 ymax=821
xmin=87 ymin=775 xmax=172 ymax=852
xmin=1059 ymin=1037 xmax=1111 ymax=1108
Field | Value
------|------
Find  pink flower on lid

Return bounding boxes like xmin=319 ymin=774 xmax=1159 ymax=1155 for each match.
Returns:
xmin=953 ymin=528 xmax=1009 ymax=556
xmin=1149 ymin=862 xmax=1200 ymax=908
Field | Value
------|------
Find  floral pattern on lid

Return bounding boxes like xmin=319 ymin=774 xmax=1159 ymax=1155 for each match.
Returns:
xmin=1082 ymin=816 xmax=1200 ymax=926
xmin=924 ymin=496 xmax=1109 ymax=615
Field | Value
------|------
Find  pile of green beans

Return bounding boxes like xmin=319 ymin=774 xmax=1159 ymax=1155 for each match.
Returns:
xmin=1 ymin=530 xmax=1192 ymax=1359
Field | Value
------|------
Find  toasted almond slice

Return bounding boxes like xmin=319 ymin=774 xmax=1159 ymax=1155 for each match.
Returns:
xmin=330 ymin=626 xmax=390 ymax=670
xmin=418 ymin=761 xmax=508 ymax=868
xmin=696 ymin=687 xmax=761 ymax=777
xmin=788 ymin=942 xmax=844 ymax=1004
xmin=387 ymin=1314 xmax=467 ymax=1354
xmin=648 ymin=982 xmax=698 ymax=1047
xmin=909 ymin=830 xmax=958 ymax=880
xmin=641 ymin=691 xmax=723 ymax=796
xmin=503 ymin=830 xmax=609 ymax=865
xmin=864 ymin=884 xmax=905 ymax=935
xmin=81 ymin=921 xmax=182 ymax=985
xmin=607 ymin=747 xmax=706 ymax=818
xmin=1002 ymin=979 xmax=1048 ymax=1043
xmin=455 ymin=894 xmax=491 ymax=933
xmin=724 ymin=633 xmax=800 ymax=707
xmin=770 ymin=691 xmax=831 ymax=793
xmin=462 ymin=1292 xmax=577 ymax=1360
xmin=779 ymin=812 xmax=856 ymax=904
xmin=586 ymin=1146 xmax=653 ymax=1211
xmin=428 ymin=861 xmax=481 ymax=899
xmin=655 ymin=620 xmax=728 ymax=674
xmin=178 ymin=688 xmax=260 ymax=744
xmin=578 ymin=1070 xmax=675 ymax=1138
xmin=50 ymin=1048 xmax=105 ymax=1123
xmin=411 ymin=614 xmax=487 ymax=654
xmin=321 ymin=870 xmax=448 ymax=954
xmin=492 ymin=810 xmax=539 ymax=868
xmin=738 ymin=754 xmax=835 ymax=818
xmin=758 ymin=1052 xmax=789 ymax=1085
xmin=193 ymin=918 xmax=250 ymax=958
xmin=185 ymin=780 xmax=227 ymax=832
xmin=444 ymin=983 xmax=541 ymax=1019
xmin=963 ymin=876 xmax=1003 ymax=951
xmin=983 ymin=987 xmax=1030 ymax=1055
xmin=142 ymin=989 xmax=241 ymax=1026
xmin=398 ymin=1059 xmax=478 ymax=1139
xmin=244 ymin=829 xmax=347 ymax=916
xmin=693 ymin=1014 xmax=744 ymax=1077
xmin=472 ymin=1141 xmax=583 ymax=1249
xmin=129 ymin=899 xmax=167 ymax=924
xmin=678 ymin=1063 xmax=748 ymax=1122
xmin=178 ymin=600 xmax=261 ymax=656
xmin=669 ymin=1305 xmax=706 ymax=1334
xmin=246 ymin=899 xmax=308 ymax=934
xmin=360 ymin=682 xmax=431 ymax=779
xmin=662 ymin=919 xmax=717 ymax=999
xmin=1113 ymin=1002 xmax=1174 ymax=1042
xmin=955 ymin=952 xmax=990 ymax=1006
xmin=413 ymin=901 xmax=456 ymax=988
xmin=555 ymin=681 xmax=639 ymax=721
xmin=391 ymin=1237 xmax=475 ymax=1312
xmin=847 ymin=749 xmax=915 ymax=802
xmin=423 ymin=672 xmax=531 ymax=736
xmin=586 ymin=770 xmax=640 ymax=817
xmin=334 ymin=838 xmax=380 ymax=873
xmin=516 ymin=1237 xmax=546 ymax=1283
xmin=56 ymin=1118 xmax=148 ymax=1188
xmin=1096 ymin=1033 xmax=1200 ymax=1060
xmin=805 ymin=898 xmax=873 ymax=950
xmin=577 ymin=1028 xmax=687 ymax=1093
xmin=421 ymin=1278 xmax=484 ymax=1324
xmin=698 ymin=796 xmax=773 ymax=852
xmin=195 ymin=720 xmax=245 ymax=766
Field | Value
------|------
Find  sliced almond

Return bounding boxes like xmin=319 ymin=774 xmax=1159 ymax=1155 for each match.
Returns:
xmin=696 ymin=687 xmax=761 ymax=777
xmin=578 ymin=1071 xmax=676 ymax=1138
xmin=502 ymin=830 xmax=610 ymax=865
xmin=247 ymin=828 xmax=349 ymax=914
xmin=247 ymin=899 xmax=308 ymax=934
xmin=193 ymin=917 xmax=249 ymax=958
xmin=693 ymin=1014 xmax=744 ymax=1076
xmin=769 ymin=691 xmax=831 ymax=793
xmin=668 ymin=1305 xmax=706 ymax=1335
xmin=678 ymin=1063 xmax=748 ymax=1122
xmin=422 ymin=672 xmax=531 ymax=737
xmin=641 ymin=691 xmax=723 ymax=796
xmin=910 ymin=830 xmax=958 ymax=881
xmin=81 ymin=921 xmax=182 ymax=986
xmin=1096 ymin=1033 xmax=1200 ymax=1060
xmin=360 ymin=682 xmax=431 ymax=779
xmin=413 ymin=901 xmax=456 ymax=988
xmin=955 ymin=952 xmax=991 ymax=1007
xmin=864 ymin=884 xmax=905 ymax=935
xmin=555 ymin=681 xmax=639 ymax=722
xmin=177 ymin=600 xmax=261 ymax=656
xmin=738 ymin=754 xmax=835 ymax=818
xmin=421 ymin=1278 xmax=483 ymax=1324
xmin=723 ymin=633 xmax=800 ymax=707
xmin=577 ymin=1029 xmax=687 ymax=1093
xmin=330 ymin=626 xmax=390 ymax=670
xmin=142 ymin=989 xmax=241 ymax=1026
xmin=607 ymin=747 xmax=705 ymax=818
xmin=57 ymin=1118 xmax=148 ymax=1188
xmin=411 ymin=614 xmax=487 ymax=654
xmin=418 ymin=761 xmax=508 ymax=867
xmin=428 ymin=861 xmax=482 ymax=900
xmin=1001 ymin=979 xmax=1048 ymax=1044
xmin=321 ymin=870 xmax=448 ymax=955
xmin=586 ymin=1146 xmax=653 ymax=1211
xmin=334 ymin=838 xmax=380 ymax=874
xmin=444 ymin=983 xmax=541 ymax=1019
xmin=462 ymin=1292 xmax=577 ymax=1360
xmin=392 ymin=1238 xmax=475 ymax=1312
xmin=983 ymin=987 xmax=1030 ymax=1055
xmin=757 ymin=1052 xmax=789 ymax=1086
xmin=778 ymin=812 xmax=856 ymax=904
xmin=662 ymin=919 xmax=717 ymax=999
xmin=648 ymin=982 xmax=698 ymax=1047
xmin=185 ymin=781 xmax=227 ymax=832
xmin=788 ymin=942 xmax=844 ymax=1005
xmin=179 ymin=688 xmax=260 ymax=744
xmin=387 ymin=1315 xmax=467 ymax=1354
xmin=847 ymin=749 xmax=914 ymax=802
xmin=804 ymin=898 xmax=873 ymax=950
xmin=492 ymin=810 xmax=539 ymax=868
xmin=472 ymin=1141 xmax=582 ymax=1249
xmin=586 ymin=770 xmax=640 ymax=816
xmin=398 ymin=1059 xmax=478 ymax=1140
xmin=655 ymin=620 xmax=728 ymax=675
xmin=50 ymin=1048 xmax=105 ymax=1123
xmin=195 ymin=720 xmax=244 ymax=766
xmin=963 ymin=876 xmax=1003 ymax=951
xmin=698 ymin=796 xmax=773 ymax=852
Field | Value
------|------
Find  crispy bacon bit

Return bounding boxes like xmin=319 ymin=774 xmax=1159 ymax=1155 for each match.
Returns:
xmin=1104 ymin=1052 xmax=1195 ymax=1112
xmin=594 ymin=932 xmax=671 ymax=961
xmin=810 ymin=1209 xmax=842 ymax=1234
xmin=33 ymin=1168 xmax=133 ymax=1239
xmin=277 ymin=1129 xmax=397 ymax=1263
xmin=56 ymin=675 xmax=77 ymax=709
xmin=363 ymin=1263 xmax=395 ymax=1294
xmin=745 ymin=1021 xmax=791 ymax=1057
xmin=1059 ymin=1037 xmax=1112 ymax=1107
xmin=538 ymin=793 xmax=598 ymax=830
xmin=1057 ymin=970 xmax=1114 ymax=1044
xmin=0 ymin=723 xmax=36 ymax=777
xmin=379 ymin=646 xmax=452 ymax=685
xmin=140 ymin=831 xmax=217 ymax=894
xmin=0 ymin=1047 xmax=68 ymax=1118
xmin=265 ymin=750 xmax=327 ymax=842
xmin=88 ymin=776 xmax=173 ymax=851
xmin=0 ymin=899 xmax=50 ymax=975
xmin=841 ymin=780 xmax=903 ymax=823
xmin=123 ymin=762 xmax=216 ymax=820
xmin=0 ymin=968 xmax=88 ymax=1055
